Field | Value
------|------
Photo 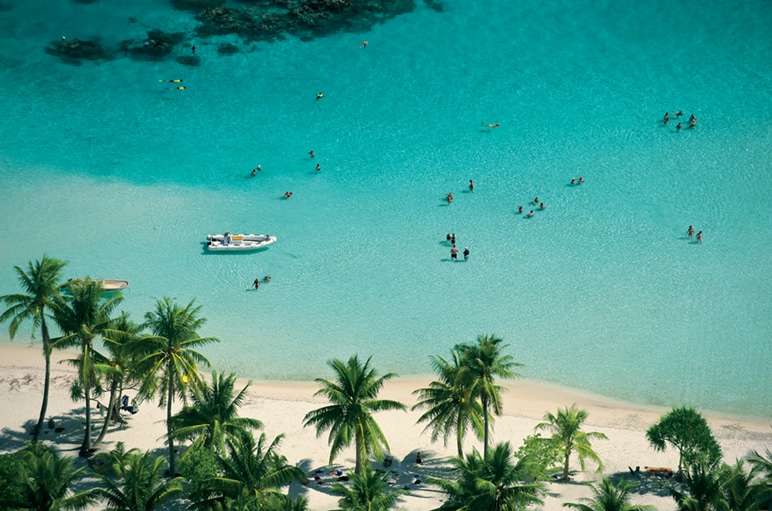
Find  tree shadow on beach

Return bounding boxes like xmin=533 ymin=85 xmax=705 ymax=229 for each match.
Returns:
xmin=607 ymin=470 xmax=673 ymax=498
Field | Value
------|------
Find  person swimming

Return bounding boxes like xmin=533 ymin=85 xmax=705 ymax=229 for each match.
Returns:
xmin=284 ymin=191 xmax=293 ymax=198
xmin=481 ymin=122 xmax=499 ymax=128
xmin=527 ymin=210 xmax=534 ymax=217
xmin=164 ymin=86 xmax=185 ymax=91
xmin=315 ymin=164 xmax=321 ymax=171
xmin=316 ymin=92 xmax=324 ymax=100
xmin=309 ymin=150 xmax=315 ymax=158
xmin=159 ymin=79 xmax=183 ymax=83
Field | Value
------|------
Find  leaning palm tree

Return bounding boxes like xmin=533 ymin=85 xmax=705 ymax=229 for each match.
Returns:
xmin=0 ymin=256 xmax=68 ymax=441
xmin=303 ymin=355 xmax=406 ymax=475
xmin=331 ymin=465 xmax=408 ymax=511
xmin=563 ymin=477 xmax=655 ymax=511
xmin=413 ymin=350 xmax=484 ymax=457
xmin=170 ymin=371 xmax=263 ymax=455
xmin=191 ymin=432 xmax=305 ymax=510
xmin=535 ymin=404 xmax=608 ymax=480
xmin=432 ymin=441 xmax=544 ymax=511
xmin=52 ymin=278 xmax=123 ymax=456
xmin=455 ymin=334 xmax=521 ymax=456
xmin=95 ymin=447 xmax=184 ymax=511
xmin=13 ymin=442 xmax=97 ymax=511
xmin=94 ymin=312 xmax=145 ymax=445
xmin=136 ymin=297 xmax=219 ymax=477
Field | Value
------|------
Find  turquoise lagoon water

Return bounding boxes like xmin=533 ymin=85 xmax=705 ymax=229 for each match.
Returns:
xmin=1 ymin=0 xmax=770 ymax=418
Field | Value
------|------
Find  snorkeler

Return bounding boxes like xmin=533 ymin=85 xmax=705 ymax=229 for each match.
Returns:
xmin=164 ymin=86 xmax=186 ymax=91
xmin=481 ymin=122 xmax=499 ymax=129
xmin=159 ymin=79 xmax=183 ymax=83
xmin=316 ymin=92 xmax=324 ymax=100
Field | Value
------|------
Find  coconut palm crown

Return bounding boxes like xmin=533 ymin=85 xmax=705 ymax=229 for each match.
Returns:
xmin=0 ymin=256 xmax=68 ymax=441
xmin=303 ymin=355 xmax=406 ymax=475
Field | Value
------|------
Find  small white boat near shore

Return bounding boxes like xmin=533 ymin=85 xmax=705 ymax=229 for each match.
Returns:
xmin=206 ymin=232 xmax=276 ymax=252
xmin=67 ymin=278 xmax=129 ymax=291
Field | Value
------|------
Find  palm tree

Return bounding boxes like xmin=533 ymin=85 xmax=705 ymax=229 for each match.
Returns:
xmin=0 ymin=256 xmax=68 ymax=441
xmin=718 ymin=460 xmax=765 ymax=511
xmin=412 ymin=350 xmax=484 ymax=457
xmin=535 ymin=404 xmax=608 ymax=480
xmin=136 ymin=297 xmax=218 ymax=476
xmin=668 ymin=457 xmax=725 ymax=511
xmin=52 ymin=278 xmax=122 ymax=456
xmin=432 ymin=441 xmax=544 ymax=511
xmin=747 ymin=448 xmax=772 ymax=510
xmin=191 ymin=432 xmax=305 ymax=510
xmin=94 ymin=312 xmax=144 ymax=445
xmin=455 ymin=334 xmax=521 ymax=456
xmin=330 ymin=465 xmax=408 ymax=511
xmin=13 ymin=442 xmax=97 ymax=511
xmin=170 ymin=371 xmax=263 ymax=455
xmin=303 ymin=355 xmax=406 ymax=475
xmin=563 ymin=478 xmax=655 ymax=511
xmin=95 ymin=447 xmax=183 ymax=511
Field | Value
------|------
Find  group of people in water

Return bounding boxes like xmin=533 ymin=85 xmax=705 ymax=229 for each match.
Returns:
xmin=250 ymin=148 xmax=325 ymax=198
xmin=446 ymin=233 xmax=470 ymax=262
xmin=663 ymin=110 xmax=697 ymax=131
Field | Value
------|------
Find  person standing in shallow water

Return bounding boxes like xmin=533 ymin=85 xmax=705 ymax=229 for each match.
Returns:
xmin=469 ymin=180 xmax=475 ymax=192
xmin=451 ymin=245 xmax=458 ymax=260
xmin=687 ymin=225 xmax=694 ymax=238
xmin=463 ymin=247 xmax=470 ymax=261
xmin=253 ymin=278 xmax=260 ymax=290
xmin=696 ymin=231 xmax=703 ymax=243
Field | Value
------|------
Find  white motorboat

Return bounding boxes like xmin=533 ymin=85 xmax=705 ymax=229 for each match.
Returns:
xmin=206 ymin=232 xmax=276 ymax=251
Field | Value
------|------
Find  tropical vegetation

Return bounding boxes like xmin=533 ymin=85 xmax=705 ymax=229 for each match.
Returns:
xmin=330 ymin=465 xmax=408 ymax=511
xmin=453 ymin=334 xmax=521 ymax=456
xmin=535 ymin=404 xmax=608 ymax=480
xmin=135 ymin=297 xmax=219 ymax=476
xmin=646 ymin=406 xmax=722 ymax=473
xmin=0 ymin=255 xmax=68 ymax=441
xmin=412 ymin=349 xmax=484 ymax=457
xmin=431 ymin=441 xmax=544 ymax=511
xmin=563 ymin=477 xmax=655 ymax=511
xmin=303 ymin=355 xmax=406 ymax=475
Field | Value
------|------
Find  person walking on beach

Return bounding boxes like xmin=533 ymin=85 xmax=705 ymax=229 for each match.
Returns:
xmin=687 ymin=225 xmax=694 ymax=238
xmin=253 ymin=278 xmax=260 ymax=290
xmin=451 ymin=245 xmax=458 ymax=260
xmin=469 ymin=180 xmax=475 ymax=192
xmin=696 ymin=231 xmax=703 ymax=243
xmin=463 ymin=247 xmax=470 ymax=261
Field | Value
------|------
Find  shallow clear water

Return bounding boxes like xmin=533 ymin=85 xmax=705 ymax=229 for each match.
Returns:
xmin=1 ymin=0 xmax=771 ymax=418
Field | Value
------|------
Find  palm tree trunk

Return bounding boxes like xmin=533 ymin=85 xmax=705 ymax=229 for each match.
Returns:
xmin=94 ymin=377 xmax=119 ymax=445
xmin=562 ymin=449 xmax=570 ymax=479
xmin=167 ymin=373 xmax=176 ymax=476
xmin=456 ymin=413 xmax=464 ymax=458
xmin=33 ymin=323 xmax=51 ymax=442
xmin=482 ymin=396 xmax=489 ymax=457
xmin=355 ymin=426 xmax=365 ymax=476
xmin=81 ymin=380 xmax=92 ymax=456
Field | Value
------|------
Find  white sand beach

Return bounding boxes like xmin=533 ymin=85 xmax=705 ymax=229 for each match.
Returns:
xmin=0 ymin=342 xmax=769 ymax=510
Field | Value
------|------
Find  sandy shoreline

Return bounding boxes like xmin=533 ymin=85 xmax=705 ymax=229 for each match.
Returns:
xmin=1 ymin=341 xmax=770 ymax=511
